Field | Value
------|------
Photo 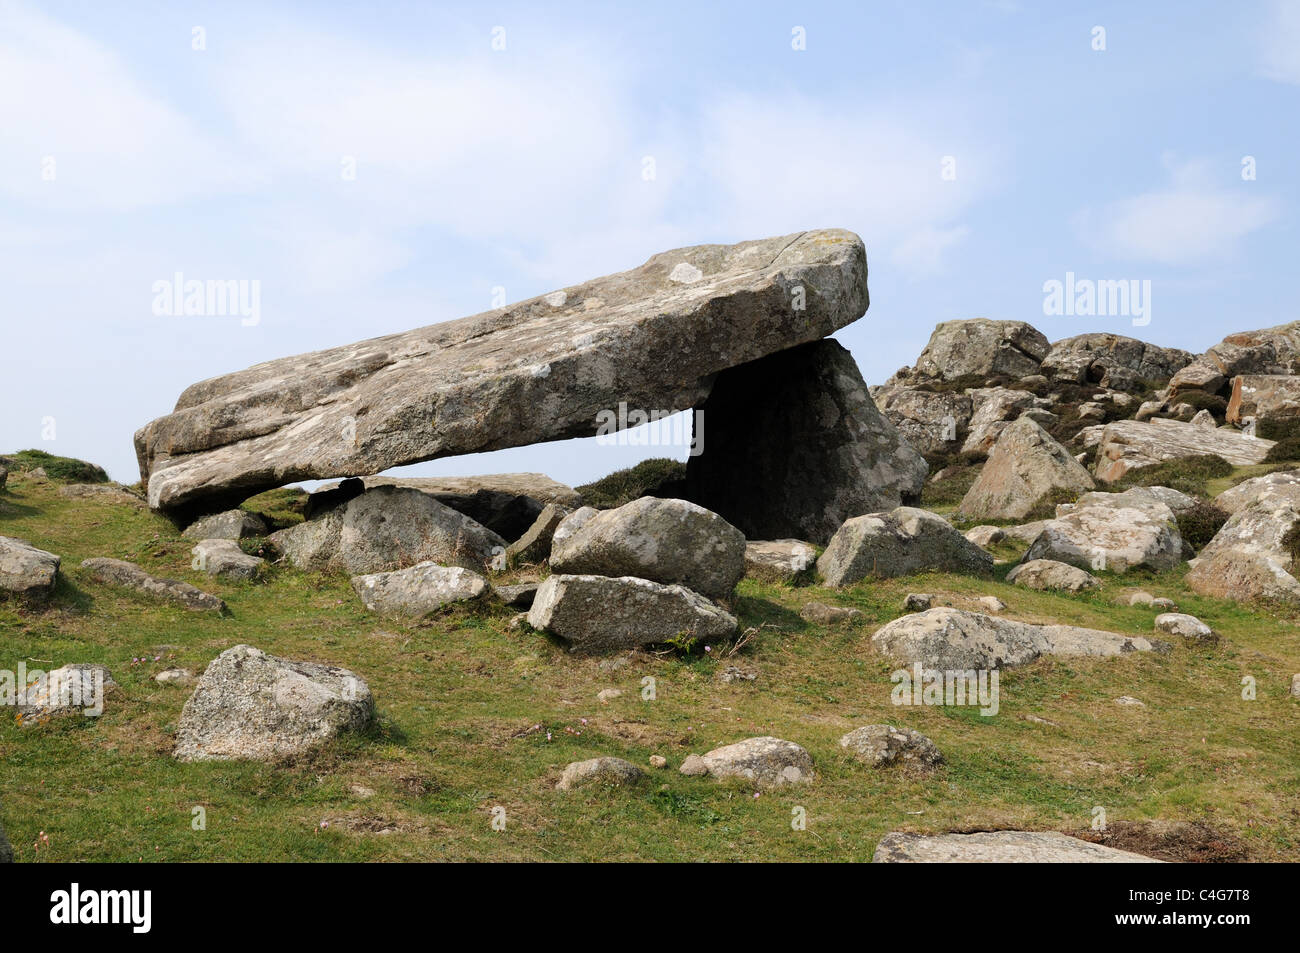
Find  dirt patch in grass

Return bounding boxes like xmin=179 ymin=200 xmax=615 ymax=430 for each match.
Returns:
xmin=1074 ymin=819 xmax=1250 ymax=862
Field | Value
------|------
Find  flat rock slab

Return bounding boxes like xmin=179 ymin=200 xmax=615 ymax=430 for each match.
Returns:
xmin=1093 ymin=418 xmax=1273 ymax=482
xmin=174 ymin=644 xmax=373 ymax=762
xmin=0 ymin=536 xmax=60 ymax=602
xmin=135 ymin=230 xmax=867 ymax=519
xmin=82 ymin=557 xmax=226 ymax=612
xmin=527 ymin=574 xmax=737 ymax=653
xmin=872 ymin=830 xmax=1162 ymax=863
xmin=871 ymin=607 xmax=1165 ymax=670
xmin=351 ymin=562 xmax=488 ymax=617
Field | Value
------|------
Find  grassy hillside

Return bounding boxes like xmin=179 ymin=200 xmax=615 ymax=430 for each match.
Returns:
xmin=3 ymin=472 xmax=1300 ymax=861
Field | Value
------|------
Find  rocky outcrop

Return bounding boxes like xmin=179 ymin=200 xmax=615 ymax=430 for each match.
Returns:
xmin=1226 ymin=374 xmax=1300 ymax=426
xmin=350 ymin=562 xmax=489 ymax=617
xmin=548 ymin=497 xmax=744 ymax=600
xmin=1186 ymin=475 xmax=1300 ymax=604
xmin=134 ymin=230 xmax=868 ymax=521
xmin=685 ymin=339 xmax=927 ymax=544
xmin=910 ymin=319 xmax=1051 ymax=382
xmin=267 ymin=485 xmax=506 ymax=575
xmin=877 ymin=388 xmax=972 ymax=455
xmin=174 ymin=645 xmax=373 ymax=762
xmin=1022 ymin=492 xmax=1183 ymax=573
xmin=182 ymin=509 xmax=268 ymax=540
xmin=871 ymin=608 xmax=1165 ymax=670
xmin=81 ymin=557 xmax=226 ymax=612
xmin=1041 ymin=333 xmax=1193 ymax=392
xmin=743 ymin=539 xmax=816 ymax=584
xmin=319 ymin=473 xmax=582 ymax=541
xmin=955 ymin=418 xmax=1094 ymax=521
xmin=527 ymin=574 xmax=737 ymax=652
xmin=1092 ymin=418 xmax=1273 ymax=482
xmin=818 ymin=507 xmax=993 ymax=587
xmin=872 ymin=830 xmax=1161 ymax=863
xmin=1170 ymin=321 xmax=1300 ymax=397
xmin=0 ymin=536 xmax=60 ymax=602
xmin=681 ymin=736 xmax=813 ymax=788
xmin=839 ymin=725 xmax=942 ymax=771
xmin=960 ymin=386 xmax=1047 ymax=453
xmin=1005 ymin=558 xmax=1101 ymax=593
xmin=1214 ymin=469 xmax=1300 ymax=514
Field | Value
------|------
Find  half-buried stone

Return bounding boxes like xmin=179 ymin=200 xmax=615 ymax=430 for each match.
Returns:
xmin=548 ymin=497 xmax=745 ymax=600
xmin=527 ymin=575 xmax=737 ymax=653
xmin=351 ymin=562 xmax=489 ymax=617
xmin=743 ymin=539 xmax=817 ymax=584
xmin=872 ymin=831 xmax=1161 ymax=863
xmin=82 ymin=557 xmax=226 ymax=612
xmin=191 ymin=539 xmax=265 ymax=580
xmin=181 ymin=509 xmax=268 ymax=540
xmin=817 ymin=507 xmax=993 ymax=587
xmin=0 ymin=536 xmax=60 ymax=603
xmin=871 ymin=608 xmax=1166 ymax=670
xmin=1005 ymin=558 xmax=1101 ymax=593
xmin=679 ymin=736 xmax=813 ymax=788
xmin=267 ymin=484 xmax=506 ymax=575
xmin=174 ymin=645 xmax=373 ymax=762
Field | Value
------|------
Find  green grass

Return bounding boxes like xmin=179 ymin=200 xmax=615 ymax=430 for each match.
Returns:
xmin=2 ymin=450 xmax=108 ymax=484
xmin=3 ymin=472 xmax=1300 ymax=861
xmin=575 ymin=457 xmax=686 ymax=509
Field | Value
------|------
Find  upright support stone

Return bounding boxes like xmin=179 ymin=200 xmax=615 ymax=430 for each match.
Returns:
xmin=685 ymin=340 xmax=927 ymax=544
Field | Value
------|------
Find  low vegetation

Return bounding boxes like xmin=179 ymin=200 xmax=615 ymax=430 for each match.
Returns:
xmin=575 ymin=457 xmax=687 ymax=509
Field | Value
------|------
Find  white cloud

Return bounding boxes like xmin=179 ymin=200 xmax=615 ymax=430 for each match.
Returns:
xmin=0 ymin=2 xmax=259 ymax=210
xmin=1074 ymin=157 xmax=1281 ymax=265
xmin=1259 ymin=0 xmax=1300 ymax=84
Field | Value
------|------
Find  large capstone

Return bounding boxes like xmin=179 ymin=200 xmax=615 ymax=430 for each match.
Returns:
xmin=135 ymin=230 xmax=868 ymax=521
xmin=684 ymin=339 xmax=927 ymax=545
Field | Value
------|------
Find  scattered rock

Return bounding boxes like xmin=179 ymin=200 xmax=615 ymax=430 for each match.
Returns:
xmin=1226 ymin=374 xmax=1300 ymax=426
xmin=1154 ymin=612 xmax=1216 ymax=643
xmin=493 ymin=582 xmax=539 ymax=609
xmin=556 ymin=757 xmax=643 ymax=791
xmin=191 ymin=539 xmax=265 ymax=580
xmin=648 ymin=755 xmax=668 ymax=769
xmin=742 ymin=540 xmax=817 ymax=585
xmin=1006 ymin=559 xmax=1100 ymax=593
xmin=978 ymin=595 xmax=1006 ymax=613
xmin=877 ymin=388 xmax=973 ymax=455
xmin=956 ymin=418 xmax=1095 ymax=522
xmin=1041 ymin=333 xmax=1192 ymax=392
xmin=350 ymin=562 xmax=489 ymax=617
xmin=1186 ymin=476 xmax=1300 ymax=604
xmin=57 ymin=483 xmax=146 ymax=507
xmin=717 ymin=665 xmax=757 ymax=684
xmin=174 ymin=645 xmax=373 ymax=762
xmin=800 ymin=602 xmax=863 ymax=624
xmin=0 ymin=536 xmax=60 ymax=602
xmin=527 ymin=574 xmax=737 ymax=653
xmin=1114 ymin=695 xmax=1145 ymax=707
xmin=155 ymin=668 xmax=195 ymax=686
xmin=505 ymin=502 xmax=571 ymax=565
xmin=549 ymin=496 xmax=745 ymax=600
xmin=818 ymin=507 xmax=993 ymax=587
xmin=903 ymin=592 xmax=935 ymax=611
xmin=679 ymin=754 xmax=709 ymax=776
xmin=960 ymin=387 xmax=1045 ymax=454
xmin=1022 ymin=494 xmax=1183 ymax=573
xmin=839 ymin=725 xmax=943 ymax=771
xmin=1291 ymin=674 xmax=1300 ymax=698
xmin=596 ymin=688 xmax=623 ymax=703
xmin=182 ymin=509 xmax=268 ymax=540
xmin=871 ymin=607 xmax=1165 ymax=670
xmin=1170 ymin=321 xmax=1300 ymax=399
xmin=910 ymin=319 xmax=1051 ymax=381
xmin=1190 ymin=409 xmax=1217 ymax=429
xmin=964 ymin=525 xmax=1006 ymax=548
xmin=872 ymin=830 xmax=1161 ymax=863
xmin=16 ymin=663 xmax=116 ymax=723
xmin=686 ymin=339 xmax=928 ymax=544
xmin=82 ymin=557 xmax=226 ymax=612
xmin=685 ymin=736 xmax=813 ymax=788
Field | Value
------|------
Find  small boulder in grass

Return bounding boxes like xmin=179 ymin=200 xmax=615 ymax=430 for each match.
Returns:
xmin=684 ymin=736 xmax=814 ymax=788
xmin=1114 ymin=695 xmax=1145 ymax=707
xmin=556 ymin=757 xmax=643 ymax=791
xmin=978 ymin=595 xmax=1007 ymax=613
xmin=964 ymin=525 xmax=1006 ymax=548
xmin=903 ymin=593 xmax=934 ymax=612
xmin=1006 ymin=559 xmax=1100 ymax=593
xmin=800 ymin=602 xmax=862 ymax=624
xmin=1154 ymin=612 xmax=1217 ymax=643
xmin=1291 ymin=674 xmax=1300 ymax=699
xmin=191 ymin=539 xmax=264 ymax=580
xmin=840 ymin=725 xmax=943 ymax=772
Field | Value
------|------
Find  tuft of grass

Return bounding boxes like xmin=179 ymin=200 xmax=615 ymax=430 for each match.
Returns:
xmin=2 ymin=449 xmax=108 ymax=484
xmin=575 ymin=457 xmax=687 ymax=509
xmin=241 ymin=487 xmax=310 ymax=529
xmin=1176 ymin=501 xmax=1229 ymax=552
xmin=1115 ymin=454 xmax=1234 ymax=498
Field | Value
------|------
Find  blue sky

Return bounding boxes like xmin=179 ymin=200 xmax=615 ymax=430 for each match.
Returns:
xmin=3 ymin=0 xmax=1298 ymax=489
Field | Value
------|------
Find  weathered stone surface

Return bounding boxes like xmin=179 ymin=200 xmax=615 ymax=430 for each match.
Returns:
xmin=685 ymin=339 xmax=927 ymax=544
xmin=0 ymin=536 xmax=60 ymax=602
xmin=903 ymin=593 xmax=935 ymax=611
xmin=57 ymin=483 xmax=146 ymax=507
xmin=527 ymin=574 xmax=737 ymax=652
xmin=1170 ymin=321 xmax=1300 ymax=396
xmin=1226 ymin=374 xmax=1300 ymax=426
xmin=877 ymin=388 xmax=972 ymax=455
xmin=840 ymin=725 xmax=942 ymax=771
xmin=135 ymin=230 xmax=869 ymax=520
xmin=1093 ymin=419 xmax=1273 ymax=482
xmin=350 ymin=562 xmax=488 ymax=617
xmin=82 ymin=557 xmax=226 ymax=612
xmin=174 ymin=645 xmax=373 ymax=762
xmin=1191 ymin=408 xmax=1216 ymax=429
xmin=191 ymin=539 xmax=264 ymax=580
xmin=267 ymin=485 xmax=506 ymax=574
xmin=800 ymin=602 xmax=862 ymax=624
xmin=963 ymin=525 xmax=1006 ymax=548
xmin=1022 ymin=495 xmax=1183 ymax=573
xmin=16 ymin=663 xmax=116 ymax=723
xmin=960 ymin=387 xmax=1045 ymax=454
xmin=978 ymin=595 xmax=1007 ymax=613
xmin=548 ymin=497 xmax=744 ymax=599
xmin=156 ymin=668 xmax=195 ymax=685
xmin=956 ymin=418 xmax=1094 ymax=521
xmin=911 ymin=319 xmax=1050 ymax=381
xmin=1185 ymin=477 xmax=1300 ymax=603
xmin=556 ymin=756 xmax=643 ymax=791
xmin=1154 ymin=612 xmax=1216 ymax=642
xmin=322 ymin=473 xmax=582 ymax=541
xmin=1001 ymin=520 xmax=1050 ymax=544
xmin=872 ymin=830 xmax=1161 ymax=863
xmin=743 ymin=540 xmax=816 ymax=584
xmin=506 ymin=502 xmax=571 ymax=566
xmin=1041 ymin=333 xmax=1193 ymax=391
xmin=182 ymin=509 xmax=268 ymax=540
xmin=493 ymin=582 xmax=540 ymax=609
xmin=1067 ymin=485 xmax=1199 ymax=517
xmin=818 ymin=507 xmax=993 ymax=587
xmin=1006 ymin=558 xmax=1100 ymax=593
xmin=871 ymin=607 xmax=1164 ymax=670
xmin=686 ymin=736 xmax=813 ymax=788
